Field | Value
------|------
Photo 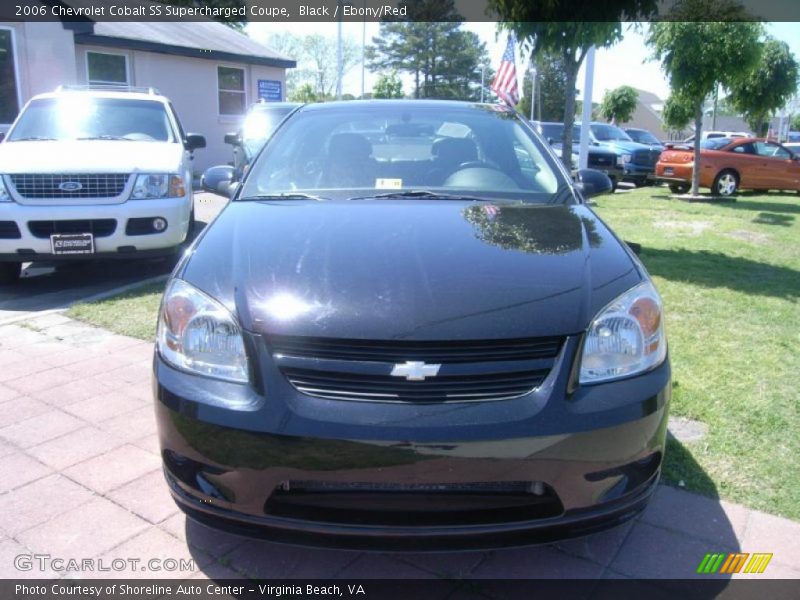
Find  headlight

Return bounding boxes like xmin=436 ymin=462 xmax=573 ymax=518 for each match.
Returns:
xmin=0 ymin=176 xmax=11 ymax=202
xmin=157 ymin=279 xmax=248 ymax=383
xmin=131 ymin=174 xmax=185 ymax=199
xmin=579 ymin=281 xmax=667 ymax=384
xmin=620 ymin=154 xmax=632 ymax=164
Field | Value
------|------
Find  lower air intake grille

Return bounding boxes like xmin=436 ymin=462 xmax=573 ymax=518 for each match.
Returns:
xmin=0 ymin=221 xmax=21 ymax=239
xmin=28 ymin=219 xmax=116 ymax=239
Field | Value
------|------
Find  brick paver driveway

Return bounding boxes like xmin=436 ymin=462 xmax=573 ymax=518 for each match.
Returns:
xmin=1 ymin=315 xmax=799 ymax=582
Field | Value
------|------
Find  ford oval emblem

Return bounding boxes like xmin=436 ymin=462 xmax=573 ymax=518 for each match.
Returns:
xmin=58 ymin=181 xmax=83 ymax=192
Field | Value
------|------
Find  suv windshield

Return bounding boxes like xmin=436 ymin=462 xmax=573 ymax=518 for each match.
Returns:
xmin=240 ymin=105 xmax=296 ymax=157
xmin=627 ymin=130 xmax=660 ymax=145
xmin=241 ymin=104 xmax=563 ymax=202
xmin=590 ymin=124 xmax=633 ymax=142
xmin=8 ymin=96 xmax=176 ymax=142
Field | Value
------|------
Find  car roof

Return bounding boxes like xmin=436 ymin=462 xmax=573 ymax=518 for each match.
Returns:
xmin=298 ymin=99 xmax=514 ymax=113
xmin=31 ymin=88 xmax=169 ymax=103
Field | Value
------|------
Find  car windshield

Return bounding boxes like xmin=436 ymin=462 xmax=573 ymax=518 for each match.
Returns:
xmin=627 ymin=130 xmax=660 ymax=144
xmin=240 ymin=103 xmax=563 ymax=202
xmin=7 ymin=96 xmax=176 ymax=142
xmin=240 ymin=105 xmax=295 ymax=157
xmin=590 ymin=124 xmax=633 ymax=142
xmin=701 ymin=138 xmax=734 ymax=150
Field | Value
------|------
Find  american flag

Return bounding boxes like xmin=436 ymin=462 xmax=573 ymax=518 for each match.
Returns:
xmin=491 ymin=35 xmax=519 ymax=107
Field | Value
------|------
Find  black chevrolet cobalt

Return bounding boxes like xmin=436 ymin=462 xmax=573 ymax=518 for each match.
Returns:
xmin=154 ymin=101 xmax=670 ymax=550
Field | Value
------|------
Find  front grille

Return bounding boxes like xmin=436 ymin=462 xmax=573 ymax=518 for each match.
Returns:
xmin=632 ymin=149 xmax=661 ymax=167
xmin=268 ymin=335 xmax=563 ymax=363
xmin=283 ymin=367 xmax=550 ymax=403
xmin=9 ymin=174 xmax=130 ymax=199
xmin=0 ymin=221 xmax=21 ymax=239
xmin=588 ymin=153 xmax=614 ymax=168
xmin=28 ymin=219 xmax=117 ymax=239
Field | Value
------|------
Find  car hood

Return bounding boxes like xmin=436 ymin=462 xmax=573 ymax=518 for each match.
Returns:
xmin=0 ymin=140 xmax=184 ymax=173
xmin=180 ymin=200 xmax=643 ymax=340
xmin=596 ymin=140 xmax=650 ymax=154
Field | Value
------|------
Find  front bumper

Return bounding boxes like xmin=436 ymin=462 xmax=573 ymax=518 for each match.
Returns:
xmin=622 ymin=164 xmax=656 ymax=182
xmin=153 ymin=336 xmax=671 ymax=550
xmin=0 ymin=195 xmax=191 ymax=262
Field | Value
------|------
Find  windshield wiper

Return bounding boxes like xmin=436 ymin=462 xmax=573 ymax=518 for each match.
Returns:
xmin=237 ymin=192 xmax=329 ymax=202
xmin=347 ymin=190 xmax=492 ymax=202
xmin=76 ymin=135 xmax=133 ymax=141
xmin=9 ymin=136 xmax=56 ymax=142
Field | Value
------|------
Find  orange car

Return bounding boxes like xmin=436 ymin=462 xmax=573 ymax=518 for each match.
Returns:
xmin=655 ymin=137 xmax=800 ymax=196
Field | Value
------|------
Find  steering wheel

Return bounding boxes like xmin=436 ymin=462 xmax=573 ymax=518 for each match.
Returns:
xmin=457 ymin=160 xmax=497 ymax=170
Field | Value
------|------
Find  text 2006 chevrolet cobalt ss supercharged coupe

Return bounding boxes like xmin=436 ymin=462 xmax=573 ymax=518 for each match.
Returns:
xmin=154 ymin=101 xmax=670 ymax=550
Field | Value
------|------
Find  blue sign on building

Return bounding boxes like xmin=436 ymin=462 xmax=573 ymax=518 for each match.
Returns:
xmin=257 ymin=80 xmax=282 ymax=102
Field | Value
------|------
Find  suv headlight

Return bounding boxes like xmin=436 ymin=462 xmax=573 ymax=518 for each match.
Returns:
xmin=131 ymin=174 xmax=185 ymax=199
xmin=618 ymin=154 xmax=632 ymax=165
xmin=157 ymin=279 xmax=248 ymax=383
xmin=0 ymin=176 xmax=11 ymax=202
xmin=579 ymin=281 xmax=667 ymax=384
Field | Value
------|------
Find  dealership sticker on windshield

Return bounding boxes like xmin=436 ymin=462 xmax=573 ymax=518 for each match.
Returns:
xmin=375 ymin=178 xmax=402 ymax=189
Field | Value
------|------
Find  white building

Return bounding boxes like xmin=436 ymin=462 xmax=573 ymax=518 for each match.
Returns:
xmin=0 ymin=20 xmax=295 ymax=171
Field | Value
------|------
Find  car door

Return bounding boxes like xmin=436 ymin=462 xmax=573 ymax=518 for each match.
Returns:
xmin=753 ymin=141 xmax=795 ymax=190
xmin=725 ymin=142 xmax=761 ymax=188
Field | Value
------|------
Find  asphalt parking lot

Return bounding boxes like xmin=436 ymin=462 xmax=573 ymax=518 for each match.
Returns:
xmin=0 ymin=192 xmax=228 ymax=325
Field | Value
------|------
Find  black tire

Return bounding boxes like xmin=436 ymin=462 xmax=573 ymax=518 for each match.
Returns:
xmin=610 ymin=178 xmax=618 ymax=193
xmin=669 ymin=183 xmax=690 ymax=194
xmin=712 ymin=170 xmax=739 ymax=197
xmin=0 ymin=262 xmax=21 ymax=285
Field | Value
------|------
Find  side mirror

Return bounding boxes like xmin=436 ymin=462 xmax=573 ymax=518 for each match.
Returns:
xmin=201 ymin=165 xmax=235 ymax=198
xmin=547 ymin=137 xmax=555 ymax=144
xmin=575 ymin=168 xmax=613 ymax=198
xmin=224 ymin=132 xmax=241 ymax=146
xmin=185 ymin=133 xmax=206 ymax=151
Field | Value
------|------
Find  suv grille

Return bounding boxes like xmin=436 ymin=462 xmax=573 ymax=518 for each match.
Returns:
xmin=268 ymin=335 xmax=564 ymax=403
xmin=28 ymin=219 xmax=117 ymax=239
xmin=9 ymin=174 xmax=130 ymax=199
xmin=588 ymin=153 xmax=614 ymax=168
xmin=632 ymin=149 xmax=661 ymax=167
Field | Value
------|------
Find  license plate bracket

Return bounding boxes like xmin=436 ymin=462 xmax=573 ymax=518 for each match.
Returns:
xmin=50 ymin=233 xmax=95 ymax=255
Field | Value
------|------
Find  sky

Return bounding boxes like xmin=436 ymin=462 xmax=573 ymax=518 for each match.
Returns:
xmin=247 ymin=21 xmax=800 ymax=107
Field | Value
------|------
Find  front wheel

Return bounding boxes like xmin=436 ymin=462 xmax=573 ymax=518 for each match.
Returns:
xmin=0 ymin=262 xmax=21 ymax=285
xmin=712 ymin=170 xmax=739 ymax=197
xmin=669 ymin=183 xmax=690 ymax=194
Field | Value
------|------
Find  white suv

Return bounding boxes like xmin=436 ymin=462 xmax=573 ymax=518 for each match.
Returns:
xmin=0 ymin=86 xmax=205 ymax=283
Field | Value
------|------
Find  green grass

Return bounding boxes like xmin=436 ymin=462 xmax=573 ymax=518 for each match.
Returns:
xmin=66 ymin=188 xmax=800 ymax=519
xmin=592 ymin=188 xmax=799 ymax=519
xmin=67 ymin=280 xmax=166 ymax=341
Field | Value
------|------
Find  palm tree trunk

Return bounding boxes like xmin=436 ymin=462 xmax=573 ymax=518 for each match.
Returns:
xmin=562 ymin=55 xmax=578 ymax=171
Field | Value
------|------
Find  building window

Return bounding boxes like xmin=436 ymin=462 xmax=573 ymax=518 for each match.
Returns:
xmin=87 ymin=51 xmax=128 ymax=86
xmin=0 ymin=28 xmax=20 ymax=124
xmin=218 ymin=66 xmax=246 ymax=115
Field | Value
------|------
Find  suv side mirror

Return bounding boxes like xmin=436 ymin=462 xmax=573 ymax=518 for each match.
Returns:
xmin=575 ymin=168 xmax=613 ymax=198
xmin=224 ymin=132 xmax=241 ymax=146
xmin=201 ymin=165 xmax=235 ymax=198
xmin=185 ymin=133 xmax=206 ymax=151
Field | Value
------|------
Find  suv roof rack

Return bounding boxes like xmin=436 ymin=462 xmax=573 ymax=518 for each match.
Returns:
xmin=55 ymin=84 xmax=161 ymax=95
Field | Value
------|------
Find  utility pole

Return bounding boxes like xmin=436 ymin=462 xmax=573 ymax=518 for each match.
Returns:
xmin=360 ymin=0 xmax=366 ymax=98
xmin=578 ymin=46 xmax=595 ymax=170
xmin=480 ymin=66 xmax=485 ymax=103
xmin=336 ymin=0 xmax=343 ymax=100
xmin=529 ymin=63 xmax=536 ymax=121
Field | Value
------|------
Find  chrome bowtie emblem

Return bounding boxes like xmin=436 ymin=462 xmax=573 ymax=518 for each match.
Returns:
xmin=58 ymin=181 xmax=83 ymax=192
xmin=390 ymin=361 xmax=441 ymax=381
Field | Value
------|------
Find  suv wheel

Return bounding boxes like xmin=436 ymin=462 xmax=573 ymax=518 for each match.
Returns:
xmin=0 ymin=262 xmax=21 ymax=285
xmin=669 ymin=183 xmax=690 ymax=194
xmin=712 ymin=170 xmax=739 ymax=197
